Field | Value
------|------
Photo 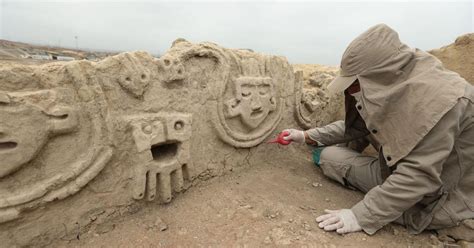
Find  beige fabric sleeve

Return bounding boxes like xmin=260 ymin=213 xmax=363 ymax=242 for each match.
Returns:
xmin=351 ymin=98 xmax=466 ymax=235
xmin=305 ymin=120 xmax=346 ymax=145
xmin=306 ymin=120 xmax=366 ymax=146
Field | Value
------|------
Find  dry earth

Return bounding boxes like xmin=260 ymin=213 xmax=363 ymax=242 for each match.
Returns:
xmin=429 ymin=33 xmax=474 ymax=84
xmin=52 ymin=151 xmax=435 ymax=248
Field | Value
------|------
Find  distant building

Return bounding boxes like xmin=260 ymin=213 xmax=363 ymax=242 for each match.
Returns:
xmin=86 ymin=54 xmax=97 ymax=61
xmin=29 ymin=51 xmax=75 ymax=61
xmin=56 ymin=56 xmax=74 ymax=61
xmin=30 ymin=54 xmax=51 ymax=60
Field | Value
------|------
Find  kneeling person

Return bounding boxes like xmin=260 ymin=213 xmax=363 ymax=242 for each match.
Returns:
xmin=283 ymin=24 xmax=474 ymax=241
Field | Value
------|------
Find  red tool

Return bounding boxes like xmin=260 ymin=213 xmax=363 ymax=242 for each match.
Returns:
xmin=267 ymin=131 xmax=291 ymax=145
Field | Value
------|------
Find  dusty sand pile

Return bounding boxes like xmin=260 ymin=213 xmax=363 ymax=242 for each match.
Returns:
xmin=430 ymin=33 xmax=474 ymax=84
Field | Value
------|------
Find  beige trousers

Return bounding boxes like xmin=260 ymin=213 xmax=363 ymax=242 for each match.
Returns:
xmin=318 ymin=145 xmax=405 ymax=225
xmin=319 ymin=146 xmax=383 ymax=194
xmin=318 ymin=145 xmax=474 ymax=241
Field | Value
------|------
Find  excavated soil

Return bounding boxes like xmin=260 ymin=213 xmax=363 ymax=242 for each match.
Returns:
xmin=52 ymin=153 xmax=434 ymax=248
xmin=429 ymin=33 xmax=474 ymax=84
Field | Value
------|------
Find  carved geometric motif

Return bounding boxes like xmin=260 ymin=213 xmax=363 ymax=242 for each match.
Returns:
xmin=125 ymin=113 xmax=192 ymax=203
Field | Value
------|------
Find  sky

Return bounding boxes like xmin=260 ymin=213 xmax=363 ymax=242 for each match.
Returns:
xmin=0 ymin=0 xmax=472 ymax=65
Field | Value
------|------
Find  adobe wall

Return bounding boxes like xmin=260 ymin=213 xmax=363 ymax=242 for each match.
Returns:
xmin=0 ymin=39 xmax=343 ymax=246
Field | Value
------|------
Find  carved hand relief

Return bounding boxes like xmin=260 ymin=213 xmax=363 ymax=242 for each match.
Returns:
xmin=125 ymin=113 xmax=192 ymax=203
xmin=0 ymin=86 xmax=112 ymax=223
xmin=225 ymin=77 xmax=277 ymax=130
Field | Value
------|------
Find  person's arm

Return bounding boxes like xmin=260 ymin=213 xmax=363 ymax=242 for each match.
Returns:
xmin=305 ymin=119 xmax=370 ymax=146
xmin=284 ymin=120 xmax=347 ymax=145
xmin=351 ymin=99 xmax=465 ymax=234
xmin=305 ymin=120 xmax=346 ymax=145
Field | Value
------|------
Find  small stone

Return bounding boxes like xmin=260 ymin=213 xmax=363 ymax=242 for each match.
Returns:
xmin=393 ymin=228 xmax=400 ymax=236
xmin=457 ymin=240 xmax=474 ymax=248
xmin=264 ymin=236 xmax=272 ymax=244
xmin=95 ymin=222 xmax=115 ymax=234
xmin=178 ymin=227 xmax=187 ymax=235
xmin=362 ymin=237 xmax=367 ymax=241
xmin=155 ymin=216 xmax=168 ymax=232
xmin=288 ymin=219 xmax=294 ymax=223
xmin=270 ymin=214 xmax=276 ymax=219
xmin=312 ymin=182 xmax=320 ymax=187
xmin=241 ymin=204 xmax=252 ymax=209
xmin=438 ymin=233 xmax=456 ymax=243
xmin=159 ymin=224 xmax=168 ymax=232
xmin=325 ymin=198 xmax=330 ymax=202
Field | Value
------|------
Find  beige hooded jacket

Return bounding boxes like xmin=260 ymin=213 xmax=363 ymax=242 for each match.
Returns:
xmin=307 ymin=24 xmax=474 ymax=234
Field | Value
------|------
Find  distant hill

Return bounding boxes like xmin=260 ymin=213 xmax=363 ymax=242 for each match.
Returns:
xmin=0 ymin=39 xmax=120 ymax=64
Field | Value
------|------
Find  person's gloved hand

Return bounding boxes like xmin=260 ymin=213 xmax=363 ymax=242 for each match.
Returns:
xmin=316 ymin=209 xmax=362 ymax=234
xmin=282 ymin=129 xmax=305 ymax=143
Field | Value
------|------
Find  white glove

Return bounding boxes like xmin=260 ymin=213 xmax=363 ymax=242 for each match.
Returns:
xmin=316 ymin=209 xmax=362 ymax=234
xmin=282 ymin=129 xmax=305 ymax=144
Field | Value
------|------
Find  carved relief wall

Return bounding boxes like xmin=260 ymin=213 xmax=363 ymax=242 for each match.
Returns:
xmin=0 ymin=69 xmax=113 ymax=224
xmin=0 ymin=40 xmax=342 ymax=247
xmin=294 ymin=69 xmax=344 ymax=129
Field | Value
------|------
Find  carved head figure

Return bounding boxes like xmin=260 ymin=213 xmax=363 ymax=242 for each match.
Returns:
xmin=0 ymin=90 xmax=78 ymax=178
xmin=225 ymin=77 xmax=277 ymax=129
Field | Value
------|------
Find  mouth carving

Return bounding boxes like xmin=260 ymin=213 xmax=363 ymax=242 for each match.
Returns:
xmin=0 ymin=141 xmax=18 ymax=151
xmin=250 ymin=109 xmax=264 ymax=118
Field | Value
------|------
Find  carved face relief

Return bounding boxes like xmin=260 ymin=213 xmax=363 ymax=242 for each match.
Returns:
xmin=126 ymin=113 xmax=192 ymax=203
xmin=225 ymin=77 xmax=277 ymax=130
xmin=0 ymin=102 xmax=49 ymax=178
xmin=0 ymin=91 xmax=78 ymax=178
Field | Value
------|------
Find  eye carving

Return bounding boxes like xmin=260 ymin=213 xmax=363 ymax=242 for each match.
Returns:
xmin=241 ymin=91 xmax=251 ymax=97
xmin=258 ymin=85 xmax=270 ymax=96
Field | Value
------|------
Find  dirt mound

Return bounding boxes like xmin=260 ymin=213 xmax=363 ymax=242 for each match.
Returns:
xmin=430 ymin=33 xmax=474 ymax=84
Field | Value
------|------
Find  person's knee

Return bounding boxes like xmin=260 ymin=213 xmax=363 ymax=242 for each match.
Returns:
xmin=317 ymin=146 xmax=355 ymax=186
xmin=320 ymin=146 xmax=360 ymax=163
xmin=317 ymin=146 xmax=381 ymax=192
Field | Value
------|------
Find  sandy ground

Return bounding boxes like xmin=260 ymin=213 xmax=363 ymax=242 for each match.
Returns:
xmin=52 ymin=146 xmax=434 ymax=248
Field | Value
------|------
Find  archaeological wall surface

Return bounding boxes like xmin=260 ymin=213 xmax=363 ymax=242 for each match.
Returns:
xmin=0 ymin=40 xmax=343 ymax=246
